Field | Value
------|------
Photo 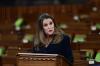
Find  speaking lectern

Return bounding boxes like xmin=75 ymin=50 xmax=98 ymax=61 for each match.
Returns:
xmin=17 ymin=53 xmax=69 ymax=66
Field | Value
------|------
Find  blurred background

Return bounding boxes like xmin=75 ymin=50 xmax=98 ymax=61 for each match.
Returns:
xmin=0 ymin=0 xmax=87 ymax=6
xmin=0 ymin=0 xmax=100 ymax=66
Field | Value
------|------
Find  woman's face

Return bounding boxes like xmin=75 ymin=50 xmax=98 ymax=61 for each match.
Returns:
xmin=43 ymin=18 xmax=54 ymax=35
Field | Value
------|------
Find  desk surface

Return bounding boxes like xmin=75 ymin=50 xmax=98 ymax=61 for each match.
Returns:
xmin=89 ymin=63 xmax=100 ymax=66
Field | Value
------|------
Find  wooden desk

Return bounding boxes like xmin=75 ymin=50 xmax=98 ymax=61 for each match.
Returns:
xmin=2 ymin=56 xmax=16 ymax=66
xmin=17 ymin=53 xmax=69 ymax=66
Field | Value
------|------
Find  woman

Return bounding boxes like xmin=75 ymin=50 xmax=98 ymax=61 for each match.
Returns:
xmin=33 ymin=13 xmax=73 ymax=66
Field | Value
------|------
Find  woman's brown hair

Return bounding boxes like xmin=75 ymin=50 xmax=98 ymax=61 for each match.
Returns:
xmin=34 ymin=13 xmax=64 ymax=47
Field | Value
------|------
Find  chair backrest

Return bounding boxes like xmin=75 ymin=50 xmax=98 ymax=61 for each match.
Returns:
xmin=95 ymin=52 xmax=100 ymax=62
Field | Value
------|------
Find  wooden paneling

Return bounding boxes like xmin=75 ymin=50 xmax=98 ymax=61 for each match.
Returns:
xmin=0 ymin=4 xmax=100 ymax=66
